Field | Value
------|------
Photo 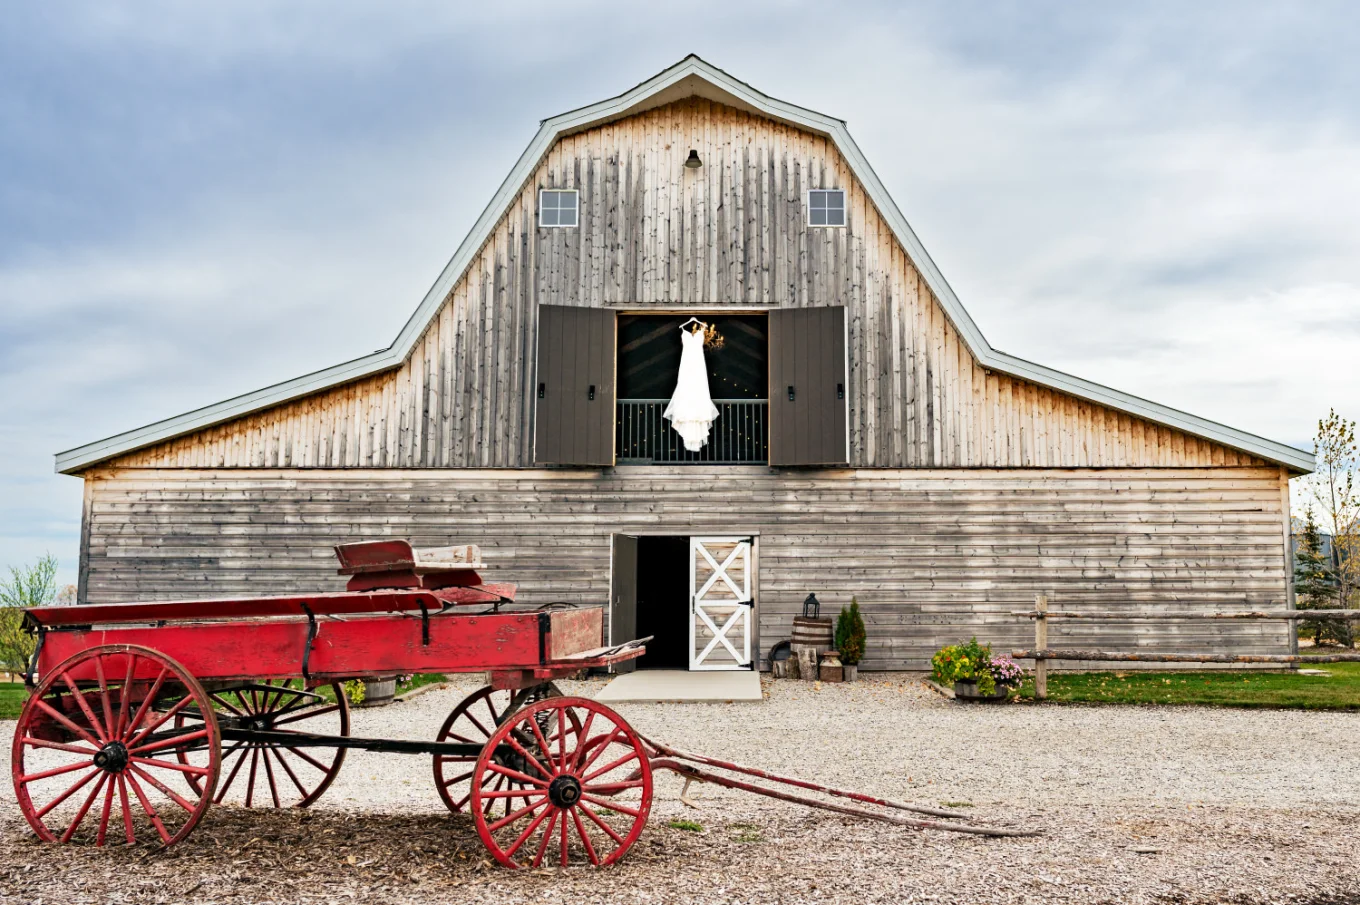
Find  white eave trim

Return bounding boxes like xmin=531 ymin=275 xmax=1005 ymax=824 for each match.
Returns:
xmin=55 ymin=55 xmax=1315 ymax=475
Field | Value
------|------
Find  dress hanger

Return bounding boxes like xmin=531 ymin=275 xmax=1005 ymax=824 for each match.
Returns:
xmin=679 ymin=316 xmax=707 ymax=334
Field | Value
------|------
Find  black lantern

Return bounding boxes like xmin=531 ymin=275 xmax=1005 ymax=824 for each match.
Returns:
xmin=802 ymin=593 xmax=820 ymax=619
xmin=684 ymin=149 xmax=703 ymax=169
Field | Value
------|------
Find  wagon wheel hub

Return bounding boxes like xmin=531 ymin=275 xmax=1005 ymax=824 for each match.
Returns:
xmin=547 ymin=774 xmax=582 ymax=808
xmin=92 ymin=740 xmax=129 ymax=774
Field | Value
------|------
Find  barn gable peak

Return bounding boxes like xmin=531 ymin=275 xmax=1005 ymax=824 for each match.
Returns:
xmin=54 ymin=55 xmax=1313 ymax=474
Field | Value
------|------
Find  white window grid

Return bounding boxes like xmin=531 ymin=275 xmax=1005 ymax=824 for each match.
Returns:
xmin=807 ymin=189 xmax=846 ymax=227
xmin=539 ymin=189 xmax=579 ymax=228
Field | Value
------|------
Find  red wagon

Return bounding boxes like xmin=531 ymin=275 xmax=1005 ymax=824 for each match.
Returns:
xmin=12 ymin=540 xmax=1033 ymax=867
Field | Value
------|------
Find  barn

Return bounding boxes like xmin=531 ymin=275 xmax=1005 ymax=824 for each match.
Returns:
xmin=56 ymin=56 xmax=1313 ymax=672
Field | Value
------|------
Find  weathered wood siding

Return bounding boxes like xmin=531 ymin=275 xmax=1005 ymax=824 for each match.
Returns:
xmin=82 ymin=466 xmax=1292 ymax=668
xmin=109 ymin=98 xmax=1264 ymax=471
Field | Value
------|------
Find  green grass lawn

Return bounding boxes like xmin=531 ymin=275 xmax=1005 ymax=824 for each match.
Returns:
xmin=1017 ymin=662 xmax=1360 ymax=710
xmin=0 ymin=682 xmax=28 ymax=719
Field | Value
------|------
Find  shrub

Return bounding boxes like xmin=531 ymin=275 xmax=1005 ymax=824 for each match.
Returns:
xmin=930 ymin=637 xmax=998 ymax=695
xmin=835 ymin=598 xmax=867 ymax=665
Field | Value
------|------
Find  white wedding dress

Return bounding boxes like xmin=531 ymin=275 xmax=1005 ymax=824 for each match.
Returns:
xmin=663 ymin=328 xmax=720 ymax=451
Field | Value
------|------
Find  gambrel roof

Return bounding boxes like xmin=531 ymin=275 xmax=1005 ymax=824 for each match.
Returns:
xmin=55 ymin=55 xmax=1314 ymax=474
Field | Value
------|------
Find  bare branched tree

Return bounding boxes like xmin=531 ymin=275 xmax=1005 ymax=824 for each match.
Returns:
xmin=1299 ymin=410 xmax=1359 ymax=646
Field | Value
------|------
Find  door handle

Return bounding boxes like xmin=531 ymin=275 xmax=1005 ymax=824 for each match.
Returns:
xmin=787 ymin=385 xmax=795 ymax=402
xmin=538 ymin=382 xmax=546 ymax=399
xmin=588 ymin=384 xmax=596 ymax=401
xmin=837 ymin=382 xmax=844 ymax=400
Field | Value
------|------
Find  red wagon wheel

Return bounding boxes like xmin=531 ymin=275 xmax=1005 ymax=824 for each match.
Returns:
xmin=470 ymin=697 xmax=652 ymax=868
xmin=11 ymin=644 xmax=220 ymax=847
xmin=176 ymin=680 xmax=349 ymax=809
xmin=433 ymin=684 xmax=570 ymax=815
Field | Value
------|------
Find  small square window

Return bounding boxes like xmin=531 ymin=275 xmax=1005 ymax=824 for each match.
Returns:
xmin=808 ymin=189 xmax=845 ymax=227
xmin=539 ymin=189 xmax=578 ymax=228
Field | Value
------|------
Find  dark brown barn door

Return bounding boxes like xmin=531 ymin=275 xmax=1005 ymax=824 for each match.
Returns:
xmin=768 ymin=306 xmax=847 ymax=466
xmin=534 ymin=305 xmax=616 ymax=466
xmin=610 ymin=534 xmax=639 ymax=674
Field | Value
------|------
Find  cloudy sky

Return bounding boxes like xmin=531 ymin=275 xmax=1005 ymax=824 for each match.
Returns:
xmin=2 ymin=1 xmax=1358 ymax=585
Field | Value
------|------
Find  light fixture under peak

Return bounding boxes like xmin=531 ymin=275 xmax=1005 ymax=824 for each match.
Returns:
xmin=684 ymin=149 xmax=703 ymax=169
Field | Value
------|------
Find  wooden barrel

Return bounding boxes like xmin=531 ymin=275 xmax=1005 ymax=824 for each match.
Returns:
xmin=791 ymin=616 xmax=834 ymax=652
xmin=362 ymin=677 xmax=396 ymax=705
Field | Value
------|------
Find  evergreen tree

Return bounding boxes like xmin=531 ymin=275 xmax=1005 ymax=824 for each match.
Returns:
xmin=1295 ymin=508 xmax=1346 ymax=645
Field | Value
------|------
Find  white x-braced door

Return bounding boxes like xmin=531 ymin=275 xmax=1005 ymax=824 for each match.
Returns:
xmin=689 ymin=537 xmax=754 ymax=670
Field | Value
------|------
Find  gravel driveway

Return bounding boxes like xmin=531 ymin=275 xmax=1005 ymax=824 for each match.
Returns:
xmin=3 ymin=673 xmax=1358 ymax=904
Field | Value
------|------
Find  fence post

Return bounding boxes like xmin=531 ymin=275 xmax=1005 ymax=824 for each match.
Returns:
xmin=1034 ymin=593 xmax=1049 ymax=701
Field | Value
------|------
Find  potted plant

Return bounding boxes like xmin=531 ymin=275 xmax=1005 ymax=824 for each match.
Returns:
xmin=835 ymin=598 xmax=866 ymax=681
xmin=931 ymin=638 xmax=1016 ymax=703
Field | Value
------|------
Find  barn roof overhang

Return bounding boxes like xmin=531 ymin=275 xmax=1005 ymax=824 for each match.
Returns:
xmin=54 ymin=55 xmax=1315 ymax=475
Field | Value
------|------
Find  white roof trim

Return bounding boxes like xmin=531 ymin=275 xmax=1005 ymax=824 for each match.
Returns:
xmin=55 ymin=55 xmax=1314 ymax=475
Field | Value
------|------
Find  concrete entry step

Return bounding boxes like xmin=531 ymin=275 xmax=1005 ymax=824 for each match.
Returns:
xmin=594 ymin=669 xmax=762 ymax=703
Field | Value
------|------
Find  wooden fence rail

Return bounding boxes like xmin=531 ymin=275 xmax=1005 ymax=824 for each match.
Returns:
xmin=1009 ymin=595 xmax=1359 ymax=700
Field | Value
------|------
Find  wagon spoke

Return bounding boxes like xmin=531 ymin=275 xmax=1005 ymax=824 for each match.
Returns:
xmin=502 ymin=802 xmax=553 ymax=857
xmin=270 ymin=748 xmax=308 ymax=798
xmin=583 ymin=750 xmax=639 ymax=784
xmin=209 ymin=692 xmax=248 ymax=717
xmin=130 ymin=727 xmax=211 ymax=756
xmin=20 ymin=759 xmax=97 ymax=784
xmin=128 ymin=693 xmax=197 ymax=747
xmin=503 ymin=734 xmax=553 ymax=781
xmin=129 ymin=756 xmax=212 ymax=777
xmin=117 ymin=775 xmax=135 ymax=845
xmin=531 ymin=810 xmax=560 ymax=868
xmin=486 ymin=762 xmax=549 ymax=787
xmin=21 ymin=735 xmax=99 ymax=756
xmin=261 ymin=745 xmax=282 ymax=808
xmin=580 ymin=793 xmax=643 ymax=817
xmin=572 ymin=807 xmax=600 ymax=865
xmin=438 ymin=769 xmax=475 ymax=789
xmin=576 ymin=727 xmax=622 ymax=775
xmin=525 ymin=717 xmax=557 ymax=775
xmin=33 ymin=698 xmax=101 ymax=748
xmin=583 ymin=778 xmax=646 ymax=795
xmin=578 ymin=802 xmax=626 ymax=846
xmin=273 ymin=703 xmax=341 ymax=727
xmin=570 ymin=711 xmax=596 ymax=771
xmin=124 ymin=771 xmax=172 ymax=844
xmin=481 ymin=774 xmax=505 ymax=818
xmin=486 ymin=794 xmax=544 ymax=827
xmin=33 ymin=767 xmax=100 ymax=818
xmin=116 ymin=653 xmax=137 ymax=737
xmin=95 ymin=774 xmax=116 ymax=846
xmin=244 ymin=747 xmax=261 ymax=807
xmin=283 ymin=746 xmax=331 ymax=773
xmin=93 ymin=658 xmax=116 ymax=746
xmin=480 ymin=788 xmax=548 ymax=801
xmin=557 ymin=709 xmax=569 ymax=773
xmin=215 ymin=744 xmax=252 ymax=803
xmin=124 ymin=667 xmax=169 ymax=739
xmin=62 ymin=673 xmax=108 ymax=743
xmin=129 ymin=764 xmax=199 ymax=813
xmin=462 ymin=710 xmax=492 ymax=739
xmin=559 ymin=807 xmax=569 ymax=866
xmin=61 ymin=772 xmax=109 ymax=843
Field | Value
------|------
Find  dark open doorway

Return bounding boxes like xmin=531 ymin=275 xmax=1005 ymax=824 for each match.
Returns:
xmin=612 ymin=535 xmax=691 ymax=671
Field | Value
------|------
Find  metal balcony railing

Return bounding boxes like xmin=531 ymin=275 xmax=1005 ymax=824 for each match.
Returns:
xmin=616 ymin=399 xmax=768 ymax=464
